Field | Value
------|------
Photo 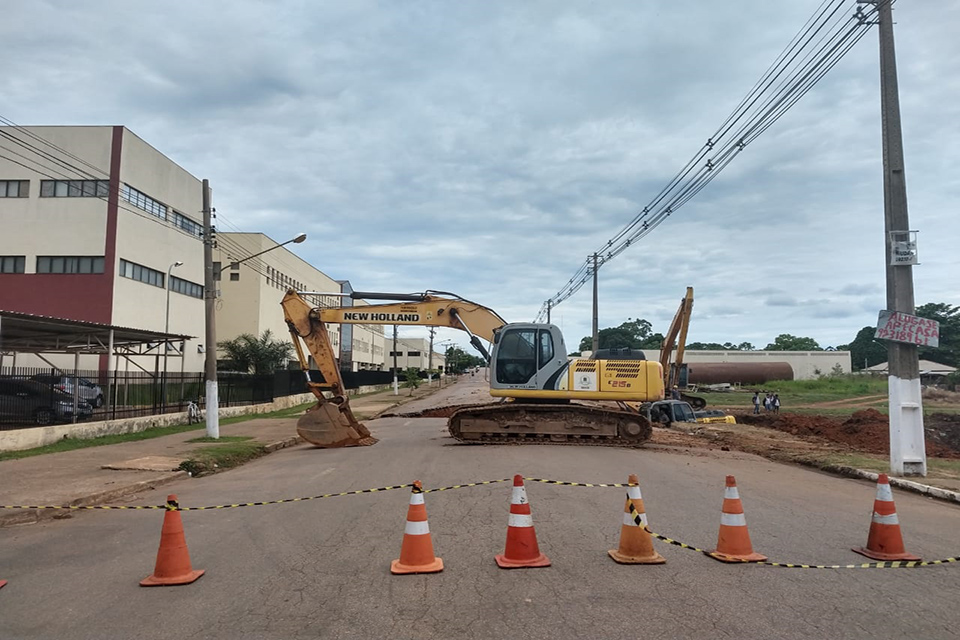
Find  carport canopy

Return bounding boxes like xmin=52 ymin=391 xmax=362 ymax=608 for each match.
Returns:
xmin=0 ymin=309 xmax=194 ymax=360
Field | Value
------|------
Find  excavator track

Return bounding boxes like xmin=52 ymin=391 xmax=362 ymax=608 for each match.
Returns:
xmin=447 ymin=402 xmax=653 ymax=446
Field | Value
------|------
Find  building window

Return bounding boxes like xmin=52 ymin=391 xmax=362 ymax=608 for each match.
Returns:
xmin=170 ymin=275 xmax=204 ymax=299
xmin=407 ymin=351 xmax=421 ymax=357
xmin=39 ymin=180 xmax=108 ymax=198
xmin=212 ymin=261 xmax=222 ymax=281
xmin=389 ymin=351 xmax=402 ymax=356
xmin=36 ymin=255 xmax=105 ymax=274
xmin=229 ymin=273 xmax=240 ymax=281
xmin=118 ymin=258 xmax=164 ymax=287
xmin=0 ymin=180 xmax=29 ymax=198
xmin=120 ymin=184 xmax=167 ymax=219
xmin=172 ymin=211 xmax=202 ymax=237
xmin=0 ymin=256 xmax=26 ymax=273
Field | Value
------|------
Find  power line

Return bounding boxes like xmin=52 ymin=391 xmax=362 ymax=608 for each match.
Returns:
xmin=535 ymin=0 xmax=881 ymax=322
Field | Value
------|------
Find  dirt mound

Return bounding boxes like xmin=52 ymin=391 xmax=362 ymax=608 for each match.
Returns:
xmin=737 ymin=410 xmax=959 ymax=458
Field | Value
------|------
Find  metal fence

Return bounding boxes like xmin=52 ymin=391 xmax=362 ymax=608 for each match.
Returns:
xmin=0 ymin=367 xmax=283 ymax=431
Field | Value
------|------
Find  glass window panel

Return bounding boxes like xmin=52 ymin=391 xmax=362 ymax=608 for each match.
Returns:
xmin=54 ymin=181 xmax=68 ymax=196
xmin=68 ymin=181 xmax=82 ymax=196
xmin=93 ymin=257 xmax=104 ymax=273
xmin=40 ymin=180 xmax=54 ymax=197
xmin=97 ymin=181 xmax=109 ymax=197
xmin=82 ymin=181 xmax=96 ymax=196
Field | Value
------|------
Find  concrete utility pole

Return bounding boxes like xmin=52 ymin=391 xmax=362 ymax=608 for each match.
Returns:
xmin=591 ymin=253 xmax=599 ymax=354
xmin=427 ymin=327 xmax=435 ymax=387
xmin=392 ymin=325 xmax=399 ymax=395
xmin=201 ymin=179 xmax=219 ymax=439
xmin=873 ymin=0 xmax=925 ymax=476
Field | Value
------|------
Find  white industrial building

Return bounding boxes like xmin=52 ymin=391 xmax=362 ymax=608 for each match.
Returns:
xmin=214 ymin=232 xmax=387 ymax=371
xmin=0 ymin=125 xmax=207 ymax=372
xmin=386 ymin=337 xmax=447 ymax=373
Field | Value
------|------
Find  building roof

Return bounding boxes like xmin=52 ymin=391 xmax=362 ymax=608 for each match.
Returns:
xmin=864 ymin=360 xmax=957 ymax=375
xmin=0 ymin=309 xmax=193 ymax=356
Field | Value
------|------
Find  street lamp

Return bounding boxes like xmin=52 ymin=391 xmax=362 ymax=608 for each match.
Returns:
xmin=215 ymin=232 xmax=307 ymax=277
xmin=165 ymin=261 xmax=184 ymax=335
xmin=202 ymin=228 xmax=308 ymax=439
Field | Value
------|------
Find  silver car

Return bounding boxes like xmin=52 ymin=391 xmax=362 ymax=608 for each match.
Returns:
xmin=30 ymin=374 xmax=105 ymax=408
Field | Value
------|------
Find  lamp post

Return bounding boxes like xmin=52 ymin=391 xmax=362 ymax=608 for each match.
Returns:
xmin=201 ymin=221 xmax=307 ymax=439
xmin=162 ymin=261 xmax=183 ymax=412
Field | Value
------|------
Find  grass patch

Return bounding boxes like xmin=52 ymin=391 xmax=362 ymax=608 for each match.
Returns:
xmin=0 ymin=422 xmax=206 ymax=462
xmin=178 ymin=441 xmax=266 ymax=476
xmin=810 ymin=453 xmax=960 ymax=480
xmin=186 ymin=435 xmax=253 ymax=443
xmin=0 ymin=401 xmax=316 ymax=462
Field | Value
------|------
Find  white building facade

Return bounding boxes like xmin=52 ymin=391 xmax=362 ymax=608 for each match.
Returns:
xmin=0 ymin=125 xmax=206 ymax=371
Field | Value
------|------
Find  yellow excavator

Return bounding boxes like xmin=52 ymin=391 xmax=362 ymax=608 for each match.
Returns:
xmin=281 ymin=288 xmax=665 ymax=448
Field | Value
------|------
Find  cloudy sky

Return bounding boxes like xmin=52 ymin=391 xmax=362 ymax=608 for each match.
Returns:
xmin=3 ymin=1 xmax=957 ymax=353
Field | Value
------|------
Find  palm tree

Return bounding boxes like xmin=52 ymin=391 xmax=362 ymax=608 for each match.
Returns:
xmin=217 ymin=330 xmax=295 ymax=374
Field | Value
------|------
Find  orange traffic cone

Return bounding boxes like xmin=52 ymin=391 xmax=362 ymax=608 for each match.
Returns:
xmin=391 ymin=481 xmax=443 ymax=574
xmin=140 ymin=495 xmax=205 ymax=586
xmin=853 ymin=474 xmax=921 ymax=561
xmin=495 ymin=475 xmax=551 ymax=569
xmin=0 ymin=579 xmax=6 ymax=589
xmin=708 ymin=476 xmax=767 ymax=563
xmin=608 ymin=474 xmax=665 ymax=564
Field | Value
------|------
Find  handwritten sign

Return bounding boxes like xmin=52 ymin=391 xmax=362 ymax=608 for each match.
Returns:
xmin=875 ymin=310 xmax=939 ymax=347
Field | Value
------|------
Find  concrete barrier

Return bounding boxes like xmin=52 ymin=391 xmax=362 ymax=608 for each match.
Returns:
xmin=0 ymin=392 xmax=317 ymax=453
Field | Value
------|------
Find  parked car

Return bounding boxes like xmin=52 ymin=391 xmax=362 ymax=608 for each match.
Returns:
xmin=30 ymin=374 xmax=104 ymax=408
xmin=0 ymin=379 xmax=94 ymax=425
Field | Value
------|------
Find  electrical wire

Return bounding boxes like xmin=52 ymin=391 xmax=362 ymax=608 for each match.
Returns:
xmin=535 ymin=0 xmax=882 ymax=322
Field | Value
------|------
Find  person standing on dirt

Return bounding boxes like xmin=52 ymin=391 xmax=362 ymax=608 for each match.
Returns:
xmin=773 ymin=394 xmax=781 ymax=414
xmin=752 ymin=391 xmax=760 ymax=414
xmin=764 ymin=393 xmax=773 ymax=412
xmin=671 ymin=385 xmax=682 ymax=400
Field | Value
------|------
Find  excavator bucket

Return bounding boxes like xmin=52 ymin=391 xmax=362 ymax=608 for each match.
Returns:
xmin=297 ymin=399 xmax=378 ymax=448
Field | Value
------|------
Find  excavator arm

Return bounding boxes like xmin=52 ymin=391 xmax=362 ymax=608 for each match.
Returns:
xmin=281 ymin=288 xmax=507 ymax=447
xmin=659 ymin=286 xmax=706 ymax=409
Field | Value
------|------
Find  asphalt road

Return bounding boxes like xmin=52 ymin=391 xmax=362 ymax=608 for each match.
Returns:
xmin=2 ymin=374 xmax=959 ymax=639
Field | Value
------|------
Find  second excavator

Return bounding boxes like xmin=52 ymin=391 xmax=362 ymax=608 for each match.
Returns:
xmin=281 ymin=288 xmax=666 ymax=448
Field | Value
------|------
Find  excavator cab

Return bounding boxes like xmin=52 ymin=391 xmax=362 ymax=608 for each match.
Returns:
xmin=490 ymin=324 xmax=567 ymax=391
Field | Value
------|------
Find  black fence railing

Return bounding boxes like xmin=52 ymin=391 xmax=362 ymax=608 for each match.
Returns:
xmin=0 ymin=367 xmax=290 ymax=431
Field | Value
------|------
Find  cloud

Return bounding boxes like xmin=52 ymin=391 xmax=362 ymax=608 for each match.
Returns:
xmin=1 ymin=0 xmax=956 ymax=354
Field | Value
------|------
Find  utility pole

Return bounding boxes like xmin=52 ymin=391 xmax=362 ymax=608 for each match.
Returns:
xmin=201 ymin=179 xmax=219 ymax=439
xmin=392 ymin=325 xmax=399 ymax=395
xmin=591 ymin=253 xmax=599 ymax=354
xmin=427 ymin=327 xmax=436 ymax=387
xmin=871 ymin=0 xmax=925 ymax=476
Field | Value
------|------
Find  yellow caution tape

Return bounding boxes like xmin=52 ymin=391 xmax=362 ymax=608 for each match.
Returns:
xmin=626 ymin=501 xmax=958 ymax=569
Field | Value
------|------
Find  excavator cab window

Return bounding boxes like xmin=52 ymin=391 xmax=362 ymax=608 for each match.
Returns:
xmin=538 ymin=330 xmax=554 ymax=368
xmin=496 ymin=328 xmax=538 ymax=385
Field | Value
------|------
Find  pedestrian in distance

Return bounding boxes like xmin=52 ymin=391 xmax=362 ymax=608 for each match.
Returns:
xmin=671 ymin=385 xmax=682 ymax=400
xmin=773 ymin=394 xmax=781 ymax=414
xmin=764 ymin=393 xmax=773 ymax=412
xmin=752 ymin=391 xmax=760 ymax=414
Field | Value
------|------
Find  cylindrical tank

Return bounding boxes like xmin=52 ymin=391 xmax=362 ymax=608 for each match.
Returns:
xmin=686 ymin=362 xmax=794 ymax=385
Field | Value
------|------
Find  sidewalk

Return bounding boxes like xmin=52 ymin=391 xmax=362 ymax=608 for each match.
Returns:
xmin=0 ymin=380 xmax=448 ymax=526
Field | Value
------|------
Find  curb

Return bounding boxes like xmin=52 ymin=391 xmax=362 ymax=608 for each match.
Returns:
xmin=0 ymin=471 xmax=188 ymax=528
xmin=1 ymin=435 xmax=306 ymax=528
xmin=820 ymin=464 xmax=960 ymax=505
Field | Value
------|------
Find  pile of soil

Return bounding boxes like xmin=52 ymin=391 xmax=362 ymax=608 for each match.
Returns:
xmin=737 ymin=409 xmax=960 ymax=458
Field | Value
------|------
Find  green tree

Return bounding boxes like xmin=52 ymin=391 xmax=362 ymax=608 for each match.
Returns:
xmin=764 ymin=334 xmax=822 ymax=351
xmin=837 ymin=326 xmax=887 ymax=370
xmin=444 ymin=346 xmax=484 ymax=374
xmin=402 ymin=367 xmax=421 ymax=396
xmin=916 ymin=302 xmax=960 ymax=367
xmin=578 ymin=318 xmax=662 ymax=352
xmin=686 ymin=341 xmax=755 ymax=351
xmin=217 ymin=329 xmax=294 ymax=374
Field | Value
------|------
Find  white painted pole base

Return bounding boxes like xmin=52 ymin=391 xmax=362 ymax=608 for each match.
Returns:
xmin=888 ymin=375 xmax=926 ymax=477
xmin=393 ymin=376 xmax=399 ymax=396
xmin=205 ymin=380 xmax=220 ymax=440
